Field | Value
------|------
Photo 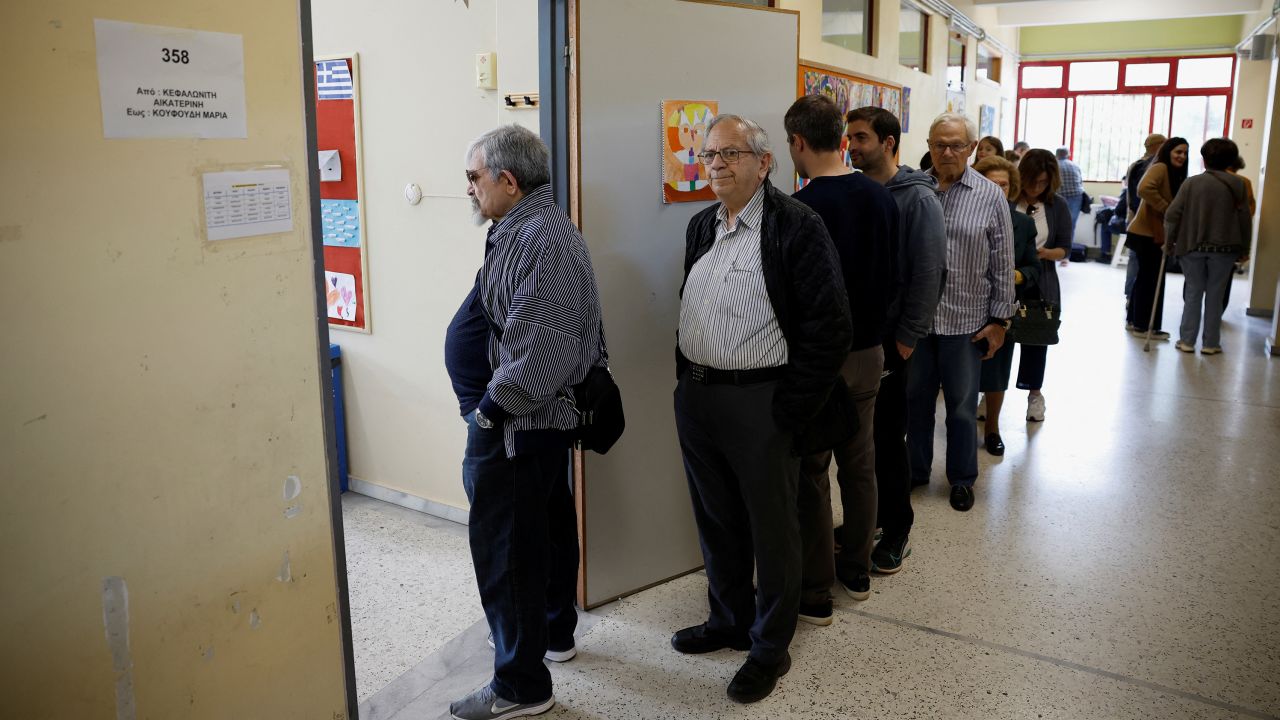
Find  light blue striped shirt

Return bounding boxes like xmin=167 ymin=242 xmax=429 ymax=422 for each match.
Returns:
xmin=1058 ymin=158 xmax=1084 ymax=198
xmin=930 ymin=166 xmax=1017 ymax=335
xmin=678 ymin=184 xmax=788 ymax=370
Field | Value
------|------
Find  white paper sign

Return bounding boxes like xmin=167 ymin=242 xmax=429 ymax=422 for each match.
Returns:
xmin=94 ymin=19 xmax=247 ymax=139
xmin=202 ymin=169 xmax=293 ymax=241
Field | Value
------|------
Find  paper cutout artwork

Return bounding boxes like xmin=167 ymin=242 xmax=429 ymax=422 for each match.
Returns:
xmin=325 ymin=271 xmax=357 ymax=321
xmin=661 ymin=100 xmax=718 ymax=203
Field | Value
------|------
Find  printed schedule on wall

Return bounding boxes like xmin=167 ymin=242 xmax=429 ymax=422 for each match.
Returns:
xmin=202 ymin=169 xmax=293 ymax=242
xmin=93 ymin=19 xmax=248 ymax=139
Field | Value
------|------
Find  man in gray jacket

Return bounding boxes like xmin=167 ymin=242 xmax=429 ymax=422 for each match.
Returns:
xmin=845 ymin=107 xmax=945 ymax=571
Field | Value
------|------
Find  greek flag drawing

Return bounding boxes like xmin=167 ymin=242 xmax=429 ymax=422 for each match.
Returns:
xmin=316 ymin=60 xmax=353 ymax=100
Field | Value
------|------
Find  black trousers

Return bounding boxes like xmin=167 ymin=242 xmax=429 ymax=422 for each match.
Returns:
xmin=674 ymin=370 xmax=799 ymax=665
xmin=874 ymin=342 xmax=914 ymax=541
xmin=1127 ymin=234 xmax=1167 ymax=332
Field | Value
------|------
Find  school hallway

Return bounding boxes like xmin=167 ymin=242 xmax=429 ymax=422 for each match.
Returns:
xmin=346 ymin=261 xmax=1280 ymax=720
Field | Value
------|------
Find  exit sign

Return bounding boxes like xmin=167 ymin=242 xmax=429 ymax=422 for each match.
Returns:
xmin=1242 ymin=119 xmax=1254 ymax=129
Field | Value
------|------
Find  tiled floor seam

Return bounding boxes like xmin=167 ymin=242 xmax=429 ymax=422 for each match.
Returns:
xmin=839 ymin=605 xmax=1279 ymax=720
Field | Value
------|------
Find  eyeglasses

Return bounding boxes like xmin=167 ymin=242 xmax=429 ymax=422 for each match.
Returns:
xmin=697 ymin=148 xmax=756 ymax=165
xmin=929 ymin=142 xmax=971 ymax=155
xmin=465 ymin=167 xmax=489 ymax=184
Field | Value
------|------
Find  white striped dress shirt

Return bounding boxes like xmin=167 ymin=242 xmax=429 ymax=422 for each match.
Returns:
xmin=678 ymin=184 xmax=788 ymax=370
xmin=930 ymin=166 xmax=1017 ymax=335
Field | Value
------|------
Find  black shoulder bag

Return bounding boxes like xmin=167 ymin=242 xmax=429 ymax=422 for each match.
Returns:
xmin=573 ymin=331 xmax=625 ymax=454
xmin=483 ymin=302 xmax=624 ymax=454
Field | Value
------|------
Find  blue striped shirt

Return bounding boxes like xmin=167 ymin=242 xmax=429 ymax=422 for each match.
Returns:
xmin=475 ymin=185 xmax=605 ymax=456
xmin=929 ymin=166 xmax=1017 ymax=335
xmin=678 ymin=184 xmax=788 ymax=370
xmin=1058 ymin=158 xmax=1084 ymax=198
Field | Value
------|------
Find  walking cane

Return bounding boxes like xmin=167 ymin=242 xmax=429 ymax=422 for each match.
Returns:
xmin=1143 ymin=249 xmax=1169 ymax=352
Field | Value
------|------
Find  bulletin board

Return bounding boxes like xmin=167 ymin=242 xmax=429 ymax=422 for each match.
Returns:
xmin=796 ymin=62 xmax=904 ymax=188
xmin=314 ymin=53 xmax=370 ymax=332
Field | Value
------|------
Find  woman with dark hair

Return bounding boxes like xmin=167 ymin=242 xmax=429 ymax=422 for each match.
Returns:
xmin=976 ymin=136 xmax=1004 ymax=163
xmin=973 ymin=155 xmax=1039 ymax=453
xmin=1125 ymin=137 xmax=1189 ymax=340
xmin=1165 ymin=138 xmax=1252 ymax=354
xmin=1001 ymin=148 xmax=1072 ymax=423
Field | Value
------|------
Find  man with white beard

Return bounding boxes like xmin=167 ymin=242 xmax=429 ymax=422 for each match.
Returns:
xmin=444 ymin=124 xmax=606 ymax=720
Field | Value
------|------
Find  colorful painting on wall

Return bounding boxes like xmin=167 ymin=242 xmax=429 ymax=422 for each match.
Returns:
xmin=315 ymin=54 xmax=370 ymax=332
xmin=661 ymin=100 xmax=718 ymax=203
xmin=979 ymin=104 xmax=996 ymax=138
xmin=903 ymin=86 xmax=911 ymax=133
xmin=796 ymin=63 xmax=904 ymax=189
xmin=946 ymin=90 xmax=967 ymax=115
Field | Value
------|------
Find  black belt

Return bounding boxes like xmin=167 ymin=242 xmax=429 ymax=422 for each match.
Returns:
xmin=686 ymin=362 xmax=786 ymax=385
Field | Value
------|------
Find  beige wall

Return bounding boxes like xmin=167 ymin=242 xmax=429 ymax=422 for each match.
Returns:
xmin=780 ymin=0 xmax=1020 ymax=164
xmin=0 ymin=1 xmax=349 ymax=718
xmin=310 ymin=0 xmax=540 ymax=514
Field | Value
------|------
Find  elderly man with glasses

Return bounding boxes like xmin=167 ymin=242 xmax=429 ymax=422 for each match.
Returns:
xmin=906 ymin=113 xmax=1015 ymax=512
xmin=670 ymin=113 xmax=852 ymax=704
xmin=446 ymin=124 xmax=606 ymax=720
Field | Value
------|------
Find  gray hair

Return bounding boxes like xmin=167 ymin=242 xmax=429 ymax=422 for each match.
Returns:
xmin=928 ymin=112 xmax=977 ymax=144
xmin=466 ymin=124 xmax=550 ymax=192
xmin=707 ymin=113 xmax=777 ymax=175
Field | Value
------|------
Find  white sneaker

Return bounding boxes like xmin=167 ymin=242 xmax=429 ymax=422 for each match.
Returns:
xmin=1027 ymin=394 xmax=1045 ymax=422
xmin=487 ymin=633 xmax=577 ymax=662
xmin=976 ymin=394 xmax=986 ymax=421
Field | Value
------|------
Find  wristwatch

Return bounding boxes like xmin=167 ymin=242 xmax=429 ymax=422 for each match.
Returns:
xmin=475 ymin=410 xmax=494 ymax=429
xmin=989 ymin=316 xmax=1012 ymax=331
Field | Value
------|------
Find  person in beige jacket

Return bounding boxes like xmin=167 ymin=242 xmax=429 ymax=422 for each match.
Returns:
xmin=1125 ymin=137 xmax=1189 ymax=340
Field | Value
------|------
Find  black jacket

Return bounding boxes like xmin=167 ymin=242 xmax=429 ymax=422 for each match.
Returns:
xmin=678 ymin=179 xmax=853 ymax=432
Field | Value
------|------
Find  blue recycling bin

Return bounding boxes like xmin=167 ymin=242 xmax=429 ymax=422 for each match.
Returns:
xmin=330 ymin=343 xmax=350 ymax=493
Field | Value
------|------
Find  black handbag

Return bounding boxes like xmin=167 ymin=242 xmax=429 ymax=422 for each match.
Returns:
xmin=482 ymin=300 xmax=624 ymax=453
xmin=793 ymin=376 xmax=859 ymax=457
xmin=1010 ymin=299 xmax=1061 ymax=346
xmin=573 ymin=362 xmax=624 ymax=454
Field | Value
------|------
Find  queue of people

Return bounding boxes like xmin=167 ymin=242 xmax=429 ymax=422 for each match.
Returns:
xmin=442 ymin=106 xmax=1251 ymax=719
xmin=1123 ymin=135 xmax=1253 ymax=353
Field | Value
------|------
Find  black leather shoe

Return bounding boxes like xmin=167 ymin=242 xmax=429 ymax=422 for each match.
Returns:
xmin=984 ymin=432 xmax=1005 ymax=456
xmin=949 ymin=485 xmax=975 ymax=512
xmin=727 ymin=653 xmax=791 ymax=703
xmin=671 ymin=623 xmax=751 ymax=654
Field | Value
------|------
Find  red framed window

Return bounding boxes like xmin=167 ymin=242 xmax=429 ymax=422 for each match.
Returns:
xmin=1015 ymin=55 xmax=1235 ymax=181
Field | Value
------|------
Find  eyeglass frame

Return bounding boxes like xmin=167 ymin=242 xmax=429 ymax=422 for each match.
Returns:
xmin=928 ymin=141 xmax=973 ymax=155
xmin=697 ymin=148 xmax=757 ymax=166
xmin=465 ymin=167 xmax=490 ymax=185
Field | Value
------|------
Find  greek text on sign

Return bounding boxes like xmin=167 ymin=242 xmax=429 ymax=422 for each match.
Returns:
xmin=94 ymin=19 xmax=247 ymax=139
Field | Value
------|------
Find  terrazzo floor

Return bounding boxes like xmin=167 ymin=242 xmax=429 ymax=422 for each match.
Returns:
xmin=344 ymin=261 xmax=1280 ymax=719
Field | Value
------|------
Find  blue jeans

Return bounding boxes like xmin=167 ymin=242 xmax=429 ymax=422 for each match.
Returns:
xmin=906 ymin=333 xmax=983 ymax=487
xmin=462 ymin=412 xmax=578 ymax=703
xmin=1179 ymin=252 xmax=1238 ymax=348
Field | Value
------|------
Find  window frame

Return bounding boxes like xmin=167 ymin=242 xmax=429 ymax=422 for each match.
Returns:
xmin=1014 ymin=54 xmax=1235 ymax=182
xmin=898 ymin=1 xmax=929 ymax=73
xmin=977 ymin=43 xmax=1001 ymax=85
xmin=820 ymin=0 xmax=876 ymax=57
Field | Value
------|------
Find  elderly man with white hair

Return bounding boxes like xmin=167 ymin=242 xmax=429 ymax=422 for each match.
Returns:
xmin=670 ymin=113 xmax=852 ymax=704
xmin=906 ymin=113 xmax=1015 ymax=512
